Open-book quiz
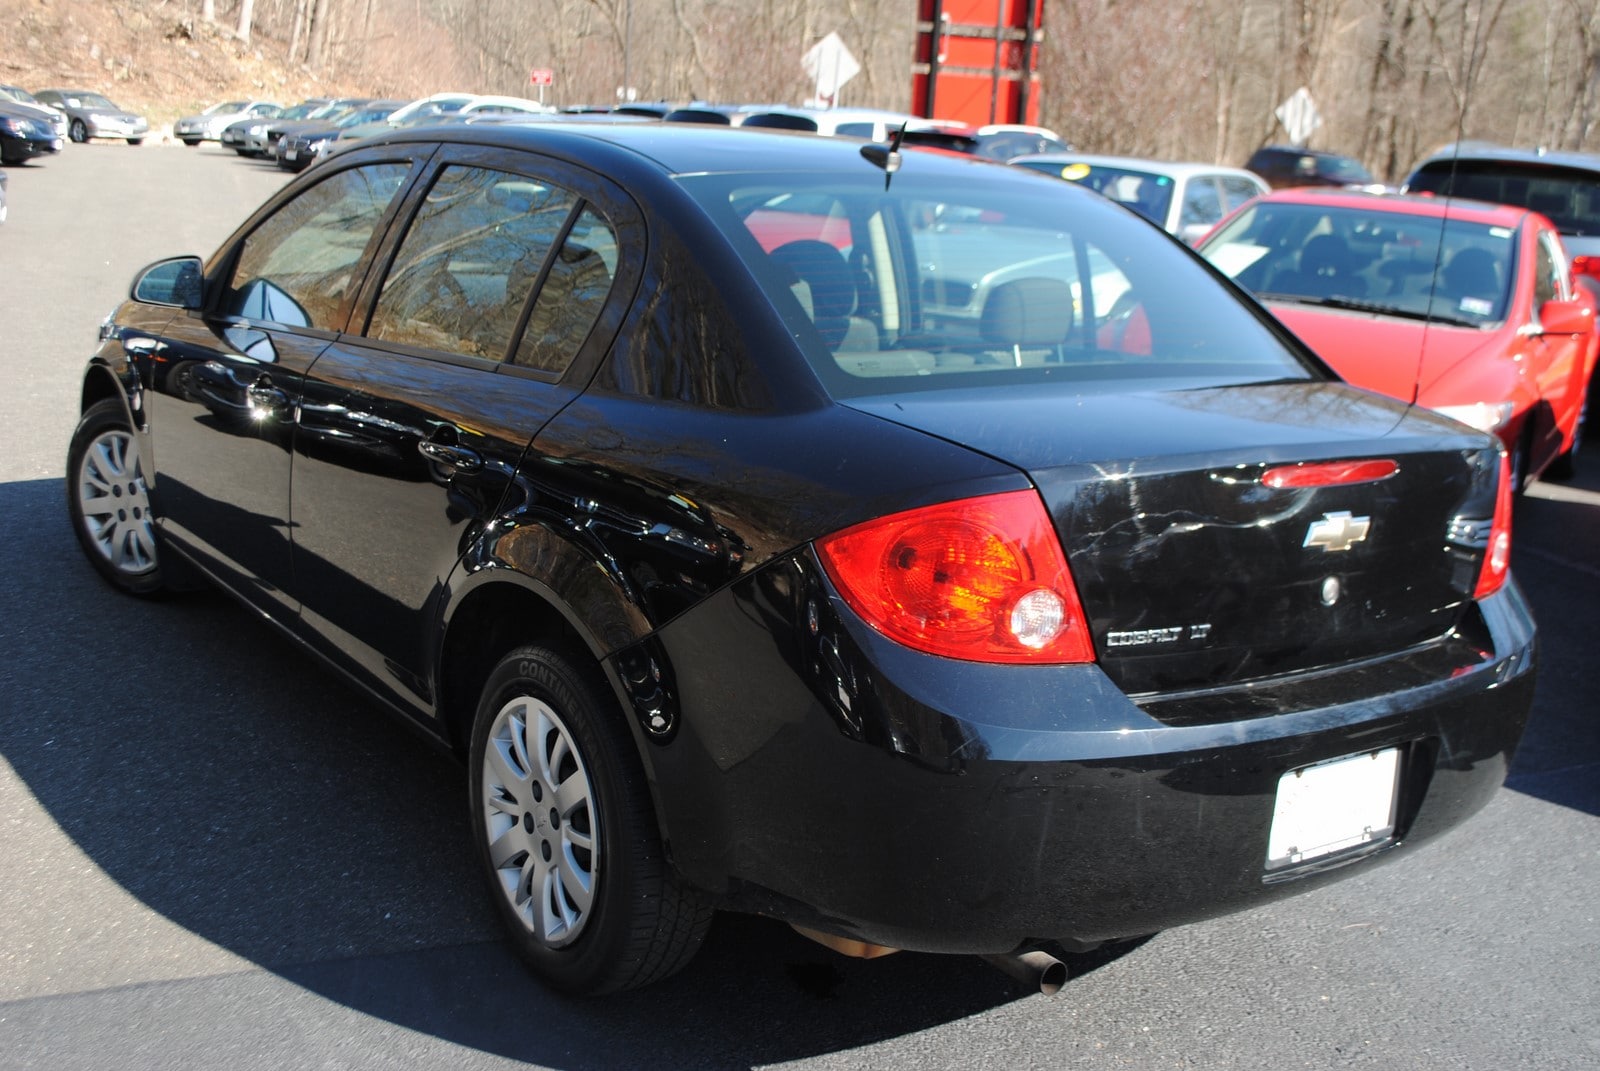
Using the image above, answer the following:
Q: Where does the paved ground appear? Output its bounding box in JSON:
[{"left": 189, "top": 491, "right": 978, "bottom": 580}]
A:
[{"left": 1, "top": 141, "right": 1596, "bottom": 1070}]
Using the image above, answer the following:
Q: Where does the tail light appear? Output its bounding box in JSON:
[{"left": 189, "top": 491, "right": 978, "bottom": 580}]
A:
[
  {"left": 1474, "top": 450, "right": 1513, "bottom": 598},
  {"left": 815, "top": 489, "right": 1094, "bottom": 664}
]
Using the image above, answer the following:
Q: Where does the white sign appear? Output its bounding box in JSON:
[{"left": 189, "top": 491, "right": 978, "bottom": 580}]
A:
[
  {"left": 802, "top": 32, "right": 860, "bottom": 106},
  {"left": 1275, "top": 87, "right": 1322, "bottom": 146}
]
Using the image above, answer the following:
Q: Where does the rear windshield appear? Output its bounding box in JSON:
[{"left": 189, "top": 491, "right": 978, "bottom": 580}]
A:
[
  {"left": 1407, "top": 160, "right": 1600, "bottom": 238},
  {"left": 678, "top": 167, "right": 1315, "bottom": 398},
  {"left": 1201, "top": 200, "right": 1517, "bottom": 326}
]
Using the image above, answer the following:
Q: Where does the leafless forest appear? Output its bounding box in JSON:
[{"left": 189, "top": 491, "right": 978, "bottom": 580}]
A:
[{"left": 68, "top": 0, "right": 1600, "bottom": 179}]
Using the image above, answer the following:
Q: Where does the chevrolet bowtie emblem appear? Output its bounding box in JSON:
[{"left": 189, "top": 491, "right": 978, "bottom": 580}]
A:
[{"left": 1304, "top": 511, "right": 1371, "bottom": 552}]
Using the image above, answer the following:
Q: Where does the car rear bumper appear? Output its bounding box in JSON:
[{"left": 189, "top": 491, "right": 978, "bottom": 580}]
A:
[{"left": 634, "top": 552, "right": 1537, "bottom": 955}]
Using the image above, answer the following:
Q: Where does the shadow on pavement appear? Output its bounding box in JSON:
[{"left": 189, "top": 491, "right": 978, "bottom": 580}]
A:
[{"left": 2, "top": 476, "right": 1135, "bottom": 1064}]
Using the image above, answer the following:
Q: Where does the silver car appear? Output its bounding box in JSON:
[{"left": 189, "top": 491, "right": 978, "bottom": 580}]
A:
[
  {"left": 174, "top": 100, "right": 281, "bottom": 146},
  {"left": 1012, "top": 153, "right": 1269, "bottom": 244},
  {"left": 33, "top": 89, "right": 149, "bottom": 144}
]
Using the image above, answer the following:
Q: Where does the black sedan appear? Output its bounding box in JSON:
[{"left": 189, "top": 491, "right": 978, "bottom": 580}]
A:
[
  {"left": 68, "top": 123, "right": 1535, "bottom": 995},
  {"left": 0, "top": 103, "right": 61, "bottom": 164}
]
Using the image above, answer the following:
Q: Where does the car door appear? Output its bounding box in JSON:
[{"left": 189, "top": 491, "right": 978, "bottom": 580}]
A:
[
  {"left": 144, "top": 154, "right": 424, "bottom": 619},
  {"left": 287, "top": 145, "right": 641, "bottom": 720},
  {"left": 1524, "top": 226, "right": 1589, "bottom": 466}
]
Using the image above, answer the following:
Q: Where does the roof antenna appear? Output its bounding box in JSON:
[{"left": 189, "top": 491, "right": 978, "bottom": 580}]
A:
[{"left": 860, "top": 123, "right": 907, "bottom": 190}]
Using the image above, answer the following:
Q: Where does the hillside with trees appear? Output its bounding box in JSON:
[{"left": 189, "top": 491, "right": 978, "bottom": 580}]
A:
[{"left": 2, "top": 0, "right": 1594, "bottom": 180}]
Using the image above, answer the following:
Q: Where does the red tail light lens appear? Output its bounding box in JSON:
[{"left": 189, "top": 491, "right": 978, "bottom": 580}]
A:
[
  {"left": 815, "top": 490, "right": 1094, "bottom": 664},
  {"left": 1474, "top": 450, "right": 1513, "bottom": 598}
]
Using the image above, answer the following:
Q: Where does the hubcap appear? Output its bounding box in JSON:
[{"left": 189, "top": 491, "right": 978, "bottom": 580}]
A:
[
  {"left": 77, "top": 429, "right": 158, "bottom": 575},
  {"left": 481, "top": 695, "right": 598, "bottom": 947}
]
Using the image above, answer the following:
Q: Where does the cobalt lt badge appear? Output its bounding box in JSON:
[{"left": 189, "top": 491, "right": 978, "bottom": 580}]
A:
[{"left": 1304, "top": 511, "right": 1371, "bottom": 553}]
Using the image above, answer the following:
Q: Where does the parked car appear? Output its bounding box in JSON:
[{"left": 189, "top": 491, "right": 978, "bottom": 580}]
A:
[
  {"left": 1245, "top": 145, "right": 1378, "bottom": 190},
  {"left": 0, "top": 102, "right": 63, "bottom": 164},
  {"left": 0, "top": 83, "right": 69, "bottom": 141},
  {"left": 1198, "top": 187, "right": 1596, "bottom": 488},
  {"left": 174, "top": 99, "right": 282, "bottom": 146},
  {"left": 1403, "top": 144, "right": 1600, "bottom": 299},
  {"left": 224, "top": 99, "right": 331, "bottom": 157},
  {"left": 259, "top": 97, "right": 369, "bottom": 158},
  {"left": 33, "top": 88, "right": 149, "bottom": 144},
  {"left": 70, "top": 123, "right": 1533, "bottom": 996},
  {"left": 275, "top": 100, "right": 405, "bottom": 171},
  {"left": 1013, "top": 152, "right": 1268, "bottom": 243},
  {"left": 739, "top": 106, "right": 930, "bottom": 141}
]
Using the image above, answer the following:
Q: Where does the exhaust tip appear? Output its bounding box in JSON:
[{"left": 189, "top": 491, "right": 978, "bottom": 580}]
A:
[{"left": 982, "top": 949, "right": 1068, "bottom": 996}]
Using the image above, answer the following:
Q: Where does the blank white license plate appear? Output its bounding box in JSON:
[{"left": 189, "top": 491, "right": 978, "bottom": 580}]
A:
[
  {"left": 285, "top": 148, "right": 297, "bottom": 161},
  {"left": 1266, "top": 748, "right": 1400, "bottom": 870}
]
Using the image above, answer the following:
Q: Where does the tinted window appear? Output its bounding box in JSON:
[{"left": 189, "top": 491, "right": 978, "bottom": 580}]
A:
[
  {"left": 1407, "top": 161, "right": 1600, "bottom": 237},
  {"left": 368, "top": 164, "right": 580, "bottom": 361},
  {"left": 1017, "top": 162, "right": 1175, "bottom": 225},
  {"left": 682, "top": 170, "right": 1316, "bottom": 397},
  {"left": 513, "top": 207, "right": 618, "bottom": 374},
  {"left": 223, "top": 162, "right": 410, "bottom": 330}
]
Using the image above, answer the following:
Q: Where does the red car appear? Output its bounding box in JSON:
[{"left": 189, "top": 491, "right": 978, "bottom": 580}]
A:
[{"left": 1199, "top": 188, "right": 1597, "bottom": 488}]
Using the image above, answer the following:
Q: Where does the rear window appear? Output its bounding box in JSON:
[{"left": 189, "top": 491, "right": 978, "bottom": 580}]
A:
[
  {"left": 1407, "top": 160, "right": 1600, "bottom": 238},
  {"left": 1014, "top": 161, "right": 1175, "bottom": 225},
  {"left": 679, "top": 167, "right": 1315, "bottom": 398}
]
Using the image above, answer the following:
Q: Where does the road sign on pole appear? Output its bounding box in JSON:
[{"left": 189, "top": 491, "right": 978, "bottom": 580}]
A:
[
  {"left": 802, "top": 32, "right": 860, "bottom": 107},
  {"left": 1275, "top": 87, "right": 1322, "bottom": 146}
]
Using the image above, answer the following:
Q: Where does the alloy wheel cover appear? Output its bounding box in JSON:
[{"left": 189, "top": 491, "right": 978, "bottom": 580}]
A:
[
  {"left": 77, "top": 428, "right": 158, "bottom": 575},
  {"left": 481, "top": 695, "right": 600, "bottom": 947}
]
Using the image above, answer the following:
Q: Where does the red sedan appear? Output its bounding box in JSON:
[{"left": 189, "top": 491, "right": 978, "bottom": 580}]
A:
[{"left": 1199, "top": 188, "right": 1597, "bottom": 488}]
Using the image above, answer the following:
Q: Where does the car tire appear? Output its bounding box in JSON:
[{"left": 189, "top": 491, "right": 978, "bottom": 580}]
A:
[
  {"left": 180, "top": 138, "right": 199, "bottom": 147},
  {"left": 66, "top": 399, "right": 169, "bottom": 595},
  {"left": 128, "top": 138, "right": 143, "bottom": 146},
  {"left": 69, "top": 119, "right": 87, "bottom": 143},
  {"left": 468, "top": 644, "right": 712, "bottom": 994}
]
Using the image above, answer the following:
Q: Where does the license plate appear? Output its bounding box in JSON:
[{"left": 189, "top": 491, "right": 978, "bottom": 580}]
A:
[
  {"left": 1266, "top": 748, "right": 1400, "bottom": 870},
  {"left": 285, "top": 148, "right": 297, "bottom": 161},
  {"left": 50, "top": 139, "right": 62, "bottom": 151}
]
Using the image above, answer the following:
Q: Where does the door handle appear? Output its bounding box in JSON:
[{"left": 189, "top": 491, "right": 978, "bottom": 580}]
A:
[
  {"left": 247, "top": 377, "right": 289, "bottom": 413},
  {"left": 417, "top": 437, "right": 483, "bottom": 472}
]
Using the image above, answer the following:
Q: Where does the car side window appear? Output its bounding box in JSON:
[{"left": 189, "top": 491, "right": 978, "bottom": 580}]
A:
[
  {"left": 1180, "top": 180, "right": 1224, "bottom": 228},
  {"left": 367, "top": 164, "right": 581, "bottom": 361},
  {"left": 512, "top": 207, "right": 619, "bottom": 374},
  {"left": 1534, "top": 233, "right": 1564, "bottom": 307},
  {"left": 222, "top": 162, "right": 409, "bottom": 330},
  {"left": 1221, "top": 177, "right": 1261, "bottom": 211}
]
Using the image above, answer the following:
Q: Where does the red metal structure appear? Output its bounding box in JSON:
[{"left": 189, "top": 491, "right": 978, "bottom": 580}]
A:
[{"left": 913, "top": 0, "right": 1044, "bottom": 127}]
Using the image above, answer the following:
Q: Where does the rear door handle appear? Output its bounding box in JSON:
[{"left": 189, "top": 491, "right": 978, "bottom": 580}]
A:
[{"left": 417, "top": 437, "right": 482, "bottom": 472}]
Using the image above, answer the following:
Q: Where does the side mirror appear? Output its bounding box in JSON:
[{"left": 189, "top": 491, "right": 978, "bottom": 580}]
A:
[
  {"left": 1536, "top": 296, "right": 1596, "bottom": 337},
  {"left": 132, "top": 256, "right": 204, "bottom": 310}
]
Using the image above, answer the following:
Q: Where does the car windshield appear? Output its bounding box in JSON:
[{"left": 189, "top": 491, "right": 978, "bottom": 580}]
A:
[
  {"left": 69, "top": 93, "right": 117, "bottom": 109},
  {"left": 1318, "top": 156, "right": 1376, "bottom": 184},
  {"left": 1201, "top": 201, "right": 1516, "bottom": 326},
  {"left": 279, "top": 103, "right": 323, "bottom": 120},
  {"left": 1013, "top": 161, "right": 1175, "bottom": 225},
  {"left": 336, "top": 107, "right": 396, "bottom": 127},
  {"left": 205, "top": 101, "right": 247, "bottom": 115},
  {"left": 680, "top": 167, "right": 1315, "bottom": 398},
  {"left": 1407, "top": 161, "right": 1600, "bottom": 238},
  {"left": 0, "top": 86, "right": 41, "bottom": 105}
]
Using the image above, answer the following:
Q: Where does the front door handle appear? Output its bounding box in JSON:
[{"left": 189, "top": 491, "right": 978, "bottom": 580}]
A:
[{"left": 247, "top": 376, "right": 289, "bottom": 414}]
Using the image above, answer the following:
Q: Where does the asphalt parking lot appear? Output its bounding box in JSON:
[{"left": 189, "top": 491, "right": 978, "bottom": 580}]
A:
[{"left": 1, "top": 141, "right": 1596, "bottom": 1070}]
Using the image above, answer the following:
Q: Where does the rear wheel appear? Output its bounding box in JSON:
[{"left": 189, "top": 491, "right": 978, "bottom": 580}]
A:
[
  {"left": 180, "top": 138, "right": 199, "bottom": 147},
  {"left": 468, "top": 644, "right": 711, "bottom": 994},
  {"left": 67, "top": 399, "right": 168, "bottom": 595},
  {"left": 128, "top": 138, "right": 143, "bottom": 146},
  {"left": 69, "top": 119, "right": 87, "bottom": 143}
]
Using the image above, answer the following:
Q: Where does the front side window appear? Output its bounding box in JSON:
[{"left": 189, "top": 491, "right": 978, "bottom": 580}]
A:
[
  {"left": 222, "top": 162, "right": 410, "bottom": 330},
  {"left": 1180, "top": 179, "right": 1224, "bottom": 228},
  {"left": 367, "top": 164, "right": 585, "bottom": 361},
  {"left": 1533, "top": 233, "right": 1564, "bottom": 307}
]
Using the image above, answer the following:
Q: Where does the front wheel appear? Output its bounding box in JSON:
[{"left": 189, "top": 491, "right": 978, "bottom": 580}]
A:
[
  {"left": 128, "top": 138, "right": 143, "bottom": 146},
  {"left": 66, "top": 399, "right": 168, "bottom": 595},
  {"left": 469, "top": 645, "right": 711, "bottom": 994},
  {"left": 180, "top": 138, "right": 199, "bottom": 147},
  {"left": 69, "top": 119, "right": 87, "bottom": 143}
]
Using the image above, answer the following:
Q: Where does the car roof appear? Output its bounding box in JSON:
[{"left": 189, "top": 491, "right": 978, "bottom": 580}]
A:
[
  {"left": 359, "top": 119, "right": 1022, "bottom": 181},
  {"left": 1012, "top": 152, "right": 1265, "bottom": 181},
  {"left": 1250, "top": 186, "right": 1534, "bottom": 227},
  {"left": 1406, "top": 143, "right": 1600, "bottom": 178}
]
